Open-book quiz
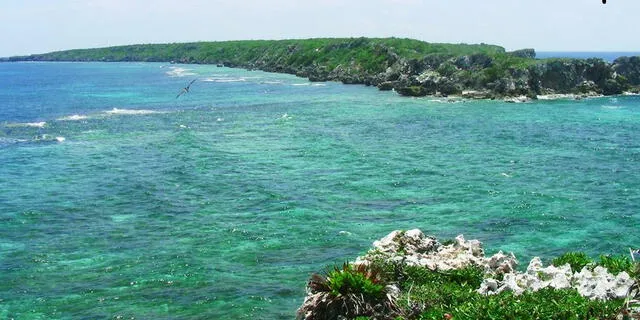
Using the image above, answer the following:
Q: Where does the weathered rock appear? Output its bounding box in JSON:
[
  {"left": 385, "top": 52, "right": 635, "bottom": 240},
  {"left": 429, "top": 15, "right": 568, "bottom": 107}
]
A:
[
  {"left": 462, "top": 90, "right": 493, "bottom": 99},
  {"left": 614, "top": 56, "right": 640, "bottom": 85},
  {"left": 358, "top": 230, "right": 518, "bottom": 274},
  {"left": 377, "top": 81, "right": 395, "bottom": 91},
  {"left": 576, "top": 80, "right": 599, "bottom": 94},
  {"left": 478, "top": 257, "right": 636, "bottom": 300},
  {"left": 508, "top": 49, "right": 536, "bottom": 59},
  {"left": 503, "top": 95, "right": 530, "bottom": 103},
  {"left": 437, "top": 78, "right": 462, "bottom": 96},
  {"left": 601, "top": 78, "right": 626, "bottom": 95},
  {"left": 396, "top": 86, "right": 428, "bottom": 97}
]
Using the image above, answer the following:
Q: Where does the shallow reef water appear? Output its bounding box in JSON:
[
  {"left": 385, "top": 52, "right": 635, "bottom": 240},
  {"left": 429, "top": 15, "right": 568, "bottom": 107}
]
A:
[{"left": 1, "top": 62, "right": 639, "bottom": 319}]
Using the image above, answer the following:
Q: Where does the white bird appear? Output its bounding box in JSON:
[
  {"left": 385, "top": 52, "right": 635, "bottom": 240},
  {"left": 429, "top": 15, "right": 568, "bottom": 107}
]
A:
[{"left": 176, "top": 79, "right": 197, "bottom": 98}]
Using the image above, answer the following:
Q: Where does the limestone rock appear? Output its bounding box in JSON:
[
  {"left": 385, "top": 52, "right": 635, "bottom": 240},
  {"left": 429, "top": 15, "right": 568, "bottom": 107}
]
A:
[
  {"left": 462, "top": 90, "right": 492, "bottom": 99},
  {"left": 503, "top": 95, "right": 530, "bottom": 103},
  {"left": 478, "top": 258, "right": 636, "bottom": 301},
  {"left": 359, "top": 230, "right": 518, "bottom": 274}
]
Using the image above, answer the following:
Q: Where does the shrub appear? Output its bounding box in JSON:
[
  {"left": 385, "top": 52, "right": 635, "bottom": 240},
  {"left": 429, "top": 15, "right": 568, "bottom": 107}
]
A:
[
  {"left": 551, "top": 252, "right": 593, "bottom": 273},
  {"left": 325, "top": 263, "right": 385, "bottom": 298},
  {"left": 303, "top": 262, "right": 399, "bottom": 319}
]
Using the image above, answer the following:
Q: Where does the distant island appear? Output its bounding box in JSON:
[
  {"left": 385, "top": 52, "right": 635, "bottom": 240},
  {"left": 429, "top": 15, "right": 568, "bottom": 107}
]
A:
[{"left": 5, "top": 37, "right": 640, "bottom": 100}]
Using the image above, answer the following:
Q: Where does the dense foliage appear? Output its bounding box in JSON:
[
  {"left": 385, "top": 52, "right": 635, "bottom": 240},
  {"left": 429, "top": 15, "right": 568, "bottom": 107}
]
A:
[{"left": 6, "top": 38, "right": 508, "bottom": 75}]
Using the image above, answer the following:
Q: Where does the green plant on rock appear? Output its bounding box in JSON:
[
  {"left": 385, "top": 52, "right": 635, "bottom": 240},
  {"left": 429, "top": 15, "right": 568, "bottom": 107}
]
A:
[
  {"left": 326, "top": 263, "right": 385, "bottom": 298},
  {"left": 303, "top": 262, "right": 399, "bottom": 319},
  {"left": 598, "top": 255, "right": 634, "bottom": 276},
  {"left": 444, "top": 265, "right": 485, "bottom": 288},
  {"left": 391, "top": 262, "right": 626, "bottom": 320},
  {"left": 551, "top": 251, "right": 593, "bottom": 273}
]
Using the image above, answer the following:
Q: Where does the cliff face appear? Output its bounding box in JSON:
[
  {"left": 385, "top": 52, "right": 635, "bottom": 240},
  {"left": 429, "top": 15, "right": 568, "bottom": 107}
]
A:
[
  {"left": 366, "top": 54, "right": 637, "bottom": 98},
  {"left": 6, "top": 38, "right": 640, "bottom": 99}
]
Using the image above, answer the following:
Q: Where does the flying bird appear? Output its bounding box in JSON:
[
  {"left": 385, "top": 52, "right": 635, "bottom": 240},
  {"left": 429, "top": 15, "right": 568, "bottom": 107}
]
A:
[{"left": 176, "top": 79, "right": 197, "bottom": 98}]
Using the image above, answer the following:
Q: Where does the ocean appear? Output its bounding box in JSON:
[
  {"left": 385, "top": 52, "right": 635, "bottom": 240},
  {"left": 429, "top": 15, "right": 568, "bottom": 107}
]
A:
[{"left": 1, "top": 62, "right": 640, "bottom": 319}]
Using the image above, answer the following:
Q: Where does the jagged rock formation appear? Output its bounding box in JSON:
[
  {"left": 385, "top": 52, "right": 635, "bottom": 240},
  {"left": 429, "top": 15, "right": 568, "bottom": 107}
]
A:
[
  {"left": 478, "top": 257, "right": 635, "bottom": 300},
  {"left": 355, "top": 229, "right": 518, "bottom": 275}
]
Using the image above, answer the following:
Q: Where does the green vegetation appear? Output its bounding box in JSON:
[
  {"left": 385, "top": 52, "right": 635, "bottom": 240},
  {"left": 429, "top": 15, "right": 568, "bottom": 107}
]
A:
[
  {"left": 384, "top": 261, "right": 627, "bottom": 320},
  {"left": 598, "top": 255, "right": 635, "bottom": 276},
  {"left": 413, "top": 287, "right": 622, "bottom": 320},
  {"left": 323, "top": 263, "right": 385, "bottom": 298},
  {"left": 552, "top": 252, "right": 637, "bottom": 276},
  {"left": 302, "top": 262, "right": 398, "bottom": 319},
  {"left": 306, "top": 250, "right": 640, "bottom": 319},
  {"left": 552, "top": 252, "right": 593, "bottom": 272}
]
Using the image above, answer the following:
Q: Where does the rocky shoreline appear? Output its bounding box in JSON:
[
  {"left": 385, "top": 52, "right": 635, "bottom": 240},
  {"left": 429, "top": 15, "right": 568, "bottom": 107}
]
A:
[
  {"left": 6, "top": 38, "right": 640, "bottom": 101},
  {"left": 216, "top": 51, "right": 640, "bottom": 101}
]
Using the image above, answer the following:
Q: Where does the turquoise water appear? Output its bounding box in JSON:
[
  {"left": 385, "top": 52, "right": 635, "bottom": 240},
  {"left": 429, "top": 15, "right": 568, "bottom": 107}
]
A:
[{"left": 1, "top": 62, "right": 640, "bottom": 319}]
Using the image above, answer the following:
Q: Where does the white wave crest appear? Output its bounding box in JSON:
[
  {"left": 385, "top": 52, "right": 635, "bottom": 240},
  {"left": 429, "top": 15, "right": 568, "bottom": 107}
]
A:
[
  {"left": 202, "top": 77, "right": 246, "bottom": 83},
  {"left": 105, "top": 108, "right": 162, "bottom": 115},
  {"left": 166, "top": 67, "right": 197, "bottom": 77},
  {"left": 58, "top": 114, "right": 88, "bottom": 121},
  {"left": 0, "top": 137, "right": 28, "bottom": 145},
  {"left": 4, "top": 121, "right": 47, "bottom": 128}
]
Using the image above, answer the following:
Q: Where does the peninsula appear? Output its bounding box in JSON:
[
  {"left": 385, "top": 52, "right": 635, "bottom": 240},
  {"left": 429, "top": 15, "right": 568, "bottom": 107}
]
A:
[{"left": 6, "top": 38, "right": 640, "bottom": 100}]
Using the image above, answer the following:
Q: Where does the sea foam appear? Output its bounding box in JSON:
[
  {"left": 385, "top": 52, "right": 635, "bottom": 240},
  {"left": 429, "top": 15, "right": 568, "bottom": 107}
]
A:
[
  {"left": 58, "top": 114, "right": 89, "bottom": 121},
  {"left": 105, "top": 108, "right": 162, "bottom": 115},
  {"left": 166, "top": 67, "right": 197, "bottom": 77},
  {"left": 5, "top": 121, "right": 47, "bottom": 128},
  {"left": 202, "top": 77, "right": 246, "bottom": 83}
]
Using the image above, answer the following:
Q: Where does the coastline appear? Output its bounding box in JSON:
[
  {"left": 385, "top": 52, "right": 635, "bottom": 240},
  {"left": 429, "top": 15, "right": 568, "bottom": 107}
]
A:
[{"left": 5, "top": 38, "right": 640, "bottom": 101}]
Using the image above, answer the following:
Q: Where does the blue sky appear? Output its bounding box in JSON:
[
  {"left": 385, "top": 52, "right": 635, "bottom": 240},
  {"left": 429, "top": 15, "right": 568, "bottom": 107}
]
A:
[{"left": 1, "top": 0, "right": 638, "bottom": 57}]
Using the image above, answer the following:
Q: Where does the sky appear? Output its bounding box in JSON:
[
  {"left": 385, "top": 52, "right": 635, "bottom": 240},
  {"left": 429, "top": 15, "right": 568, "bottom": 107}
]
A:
[{"left": 1, "top": 0, "right": 638, "bottom": 57}]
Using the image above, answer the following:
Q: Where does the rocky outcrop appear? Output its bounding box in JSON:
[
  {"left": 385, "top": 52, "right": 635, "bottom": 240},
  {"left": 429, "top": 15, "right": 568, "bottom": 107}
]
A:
[
  {"left": 299, "top": 229, "right": 639, "bottom": 319},
  {"left": 478, "top": 257, "right": 635, "bottom": 301},
  {"left": 355, "top": 229, "right": 518, "bottom": 275},
  {"left": 508, "top": 49, "right": 536, "bottom": 59},
  {"left": 614, "top": 56, "right": 640, "bottom": 85}
]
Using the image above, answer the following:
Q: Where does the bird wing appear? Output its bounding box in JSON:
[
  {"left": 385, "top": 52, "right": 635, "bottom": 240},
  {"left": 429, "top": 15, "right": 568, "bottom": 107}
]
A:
[
  {"left": 176, "top": 88, "right": 187, "bottom": 99},
  {"left": 186, "top": 79, "right": 197, "bottom": 89}
]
